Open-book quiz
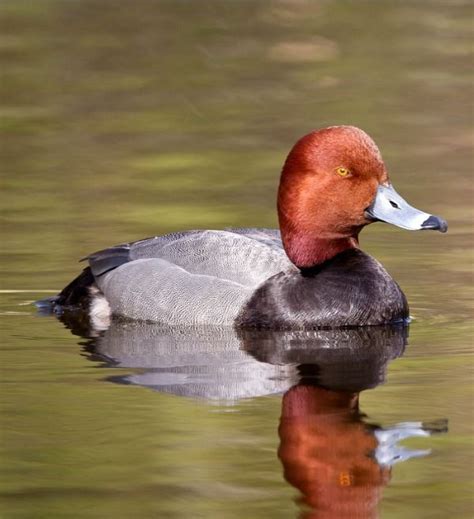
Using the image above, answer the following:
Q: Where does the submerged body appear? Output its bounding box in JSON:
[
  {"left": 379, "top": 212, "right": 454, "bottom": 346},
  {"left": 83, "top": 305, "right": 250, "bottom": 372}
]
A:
[{"left": 46, "top": 126, "right": 446, "bottom": 330}]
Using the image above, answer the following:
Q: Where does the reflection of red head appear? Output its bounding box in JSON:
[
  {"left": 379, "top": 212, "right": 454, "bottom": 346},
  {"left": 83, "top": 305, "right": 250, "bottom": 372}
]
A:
[{"left": 278, "top": 385, "right": 391, "bottom": 519}]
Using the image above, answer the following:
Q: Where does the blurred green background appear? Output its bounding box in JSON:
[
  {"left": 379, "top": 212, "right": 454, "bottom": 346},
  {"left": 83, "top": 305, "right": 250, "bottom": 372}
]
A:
[{"left": 1, "top": 1, "right": 473, "bottom": 518}]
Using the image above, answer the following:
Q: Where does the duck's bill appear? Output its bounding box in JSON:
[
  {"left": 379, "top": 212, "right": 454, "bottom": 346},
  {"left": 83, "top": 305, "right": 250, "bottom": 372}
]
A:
[{"left": 365, "top": 184, "right": 448, "bottom": 233}]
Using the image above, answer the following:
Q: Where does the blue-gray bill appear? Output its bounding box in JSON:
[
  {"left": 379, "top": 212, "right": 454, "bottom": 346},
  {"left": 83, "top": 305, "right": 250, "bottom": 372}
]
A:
[{"left": 365, "top": 184, "right": 448, "bottom": 233}]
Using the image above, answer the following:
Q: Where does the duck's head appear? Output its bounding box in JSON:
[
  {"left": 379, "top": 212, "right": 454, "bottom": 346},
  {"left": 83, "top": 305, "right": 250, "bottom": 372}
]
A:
[{"left": 278, "top": 125, "right": 447, "bottom": 268}]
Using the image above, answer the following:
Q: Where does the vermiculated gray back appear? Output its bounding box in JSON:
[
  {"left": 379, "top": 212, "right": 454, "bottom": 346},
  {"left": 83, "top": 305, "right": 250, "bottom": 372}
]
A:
[{"left": 93, "top": 229, "right": 293, "bottom": 324}]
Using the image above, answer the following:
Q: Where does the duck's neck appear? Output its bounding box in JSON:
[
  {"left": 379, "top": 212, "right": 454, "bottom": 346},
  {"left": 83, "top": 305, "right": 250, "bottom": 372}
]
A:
[{"left": 281, "top": 230, "right": 360, "bottom": 269}]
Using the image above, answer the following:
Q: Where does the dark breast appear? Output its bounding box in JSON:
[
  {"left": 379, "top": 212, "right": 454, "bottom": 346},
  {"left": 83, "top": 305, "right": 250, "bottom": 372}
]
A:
[{"left": 235, "top": 249, "right": 408, "bottom": 329}]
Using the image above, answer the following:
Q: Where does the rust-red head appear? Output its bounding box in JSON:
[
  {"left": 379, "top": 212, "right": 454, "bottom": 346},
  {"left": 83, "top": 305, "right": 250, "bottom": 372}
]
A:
[{"left": 277, "top": 126, "right": 447, "bottom": 268}]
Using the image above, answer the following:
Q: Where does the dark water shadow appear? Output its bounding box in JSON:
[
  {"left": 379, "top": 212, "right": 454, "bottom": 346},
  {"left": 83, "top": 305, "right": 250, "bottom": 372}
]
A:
[{"left": 60, "top": 316, "right": 447, "bottom": 518}]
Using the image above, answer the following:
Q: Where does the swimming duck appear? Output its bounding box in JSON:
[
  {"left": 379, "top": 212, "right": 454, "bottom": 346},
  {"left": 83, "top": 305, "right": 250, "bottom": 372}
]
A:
[{"left": 49, "top": 126, "right": 447, "bottom": 329}]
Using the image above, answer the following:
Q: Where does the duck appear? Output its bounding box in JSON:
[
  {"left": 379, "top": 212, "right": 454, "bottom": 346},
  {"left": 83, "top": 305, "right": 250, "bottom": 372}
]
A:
[{"left": 45, "top": 125, "right": 447, "bottom": 330}]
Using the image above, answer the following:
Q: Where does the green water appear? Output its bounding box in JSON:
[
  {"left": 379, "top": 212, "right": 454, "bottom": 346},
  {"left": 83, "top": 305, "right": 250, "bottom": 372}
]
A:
[{"left": 1, "top": 1, "right": 473, "bottom": 518}]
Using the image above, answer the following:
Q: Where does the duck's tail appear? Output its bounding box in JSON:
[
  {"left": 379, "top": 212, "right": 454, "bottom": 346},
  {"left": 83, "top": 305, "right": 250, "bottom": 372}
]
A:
[
  {"left": 35, "top": 295, "right": 60, "bottom": 315},
  {"left": 35, "top": 267, "right": 96, "bottom": 314}
]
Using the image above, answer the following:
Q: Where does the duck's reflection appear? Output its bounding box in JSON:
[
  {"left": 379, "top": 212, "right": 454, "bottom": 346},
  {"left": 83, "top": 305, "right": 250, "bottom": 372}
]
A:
[{"left": 61, "top": 316, "right": 447, "bottom": 518}]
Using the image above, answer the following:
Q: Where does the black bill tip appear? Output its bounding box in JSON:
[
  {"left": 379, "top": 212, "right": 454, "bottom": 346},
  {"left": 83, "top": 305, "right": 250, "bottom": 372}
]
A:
[{"left": 421, "top": 215, "right": 448, "bottom": 233}]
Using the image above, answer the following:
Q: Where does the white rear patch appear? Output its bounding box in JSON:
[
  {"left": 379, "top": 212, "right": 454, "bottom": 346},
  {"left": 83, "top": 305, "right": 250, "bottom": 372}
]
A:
[{"left": 88, "top": 286, "right": 111, "bottom": 331}]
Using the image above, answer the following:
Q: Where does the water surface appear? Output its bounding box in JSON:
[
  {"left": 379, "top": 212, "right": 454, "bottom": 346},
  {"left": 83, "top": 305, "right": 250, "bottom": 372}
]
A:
[{"left": 1, "top": 1, "right": 473, "bottom": 518}]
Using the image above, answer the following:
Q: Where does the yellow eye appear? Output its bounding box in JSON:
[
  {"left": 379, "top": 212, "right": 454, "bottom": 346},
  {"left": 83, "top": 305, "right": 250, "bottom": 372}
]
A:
[{"left": 336, "top": 166, "right": 350, "bottom": 177}]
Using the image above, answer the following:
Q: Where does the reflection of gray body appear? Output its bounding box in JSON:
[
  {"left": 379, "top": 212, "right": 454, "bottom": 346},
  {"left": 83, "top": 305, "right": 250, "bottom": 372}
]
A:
[
  {"left": 97, "top": 322, "right": 296, "bottom": 400},
  {"left": 92, "top": 322, "right": 407, "bottom": 400}
]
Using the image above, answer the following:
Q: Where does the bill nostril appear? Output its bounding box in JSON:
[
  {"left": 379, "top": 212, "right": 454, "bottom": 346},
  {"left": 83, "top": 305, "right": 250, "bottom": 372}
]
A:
[{"left": 389, "top": 200, "right": 400, "bottom": 209}]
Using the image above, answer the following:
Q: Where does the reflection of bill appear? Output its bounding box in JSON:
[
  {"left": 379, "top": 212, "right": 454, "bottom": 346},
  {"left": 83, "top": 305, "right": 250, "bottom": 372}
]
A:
[{"left": 279, "top": 385, "right": 447, "bottom": 519}]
